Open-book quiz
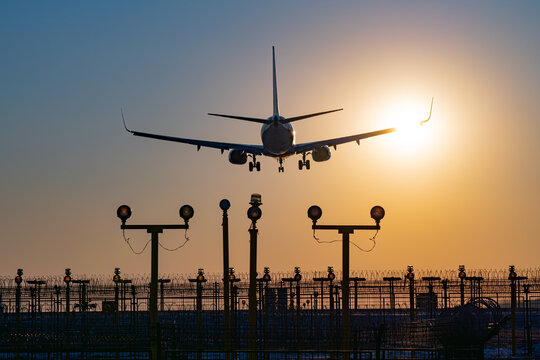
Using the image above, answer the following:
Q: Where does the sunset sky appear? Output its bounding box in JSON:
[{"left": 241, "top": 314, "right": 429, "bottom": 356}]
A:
[{"left": 1, "top": 2, "right": 539, "bottom": 278}]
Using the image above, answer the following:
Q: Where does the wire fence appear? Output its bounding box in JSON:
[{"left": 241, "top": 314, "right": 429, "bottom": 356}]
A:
[{"left": 0, "top": 267, "right": 538, "bottom": 358}]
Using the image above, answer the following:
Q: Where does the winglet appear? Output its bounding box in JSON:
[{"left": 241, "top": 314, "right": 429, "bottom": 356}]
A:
[
  {"left": 272, "top": 46, "right": 279, "bottom": 117},
  {"left": 420, "top": 98, "right": 433, "bottom": 125},
  {"left": 121, "top": 108, "right": 134, "bottom": 133}
]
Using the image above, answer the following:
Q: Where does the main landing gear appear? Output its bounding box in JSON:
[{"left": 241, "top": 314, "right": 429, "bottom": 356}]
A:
[
  {"left": 248, "top": 155, "right": 260, "bottom": 172},
  {"left": 278, "top": 157, "right": 285, "bottom": 172},
  {"left": 298, "top": 153, "right": 310, "bottom": 170}
]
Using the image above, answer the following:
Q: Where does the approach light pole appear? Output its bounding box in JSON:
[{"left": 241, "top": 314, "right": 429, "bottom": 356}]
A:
[
  {"left": 116, "top": 203, "right": 194, "bottom": 360},
  {"left": 308, "top": 205, "right": 385, "bottom": 360},
  {"left": 219, "top": 199, "right": 232, "bottom": 360},
  {"left": 247, "top": 194, "right": 262, "bottom": 360}
]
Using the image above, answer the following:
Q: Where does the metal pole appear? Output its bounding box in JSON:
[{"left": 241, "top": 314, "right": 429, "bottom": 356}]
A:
[
  {"left": 150, "top": 230, "right": 160, "bottom": 360},
  {"left": 248, "top": 227, "right": 258, "bottom": 360},
  {"left": 460, "top": 278, "right": 465, "bottom": 306},
  {"left": 409, "top": 278, "right": 414, "bottom": 322},
  {"left": 442, "top": 279, "right": 448, "bottom": 309},
  {"left": 222, "top": 209, "right": 230, "bottom": 360},
  {"left": 15, "top": 283, "right": 21, "bottom": 360},
  {"left": 510, "top": 278, "right": 516, "bottom": 356},
  {"left": 341, "top": 230, "right": 351, "bottom": 360}
]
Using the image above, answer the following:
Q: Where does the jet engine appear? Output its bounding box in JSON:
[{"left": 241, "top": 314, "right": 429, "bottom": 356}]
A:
[
  {"left": 312, "top": 146, "right": 331, "bottom": 162},
  {"left": 228, "top": 150, "right": 248, "bottom": 165}
]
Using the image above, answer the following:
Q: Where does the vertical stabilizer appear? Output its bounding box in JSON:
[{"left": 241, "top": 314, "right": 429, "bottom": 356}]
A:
[{"left": 272, "top": 46, "right": 279, "bottom": 117}]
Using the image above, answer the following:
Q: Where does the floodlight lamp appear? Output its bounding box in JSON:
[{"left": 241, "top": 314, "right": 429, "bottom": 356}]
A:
[
  {"left": 65, "top": 268, "right": 71, "bottom": 276},
  {"left": 247, "top": 206, "right": 262, "bottom": 222},
  {"left": 17, "top": 268, "right": 23, "bottom": 276},
  {"left": 250, "top": 193, "right": 262, "bottom": 206},
  {"left": 113, "top": 274, "right": 121, "bottom": 283},
  {"left": 307, "top": 205, "right": 322, "bottom": 224},
  {"left": 294, "top": 273, "right": 302, "bottom": 282},
  {"left": 179, "top": 205, "right": 194, "bottom": 223},
  {"left": 117, "top": 205, "right": 132, "bottom": 224},
  {"left": 370, "top": 206, "right": 385, "bottom": 224},
  {"left": 219, "top": 199, "right": 231, "bottom": 211},
  {"left": 64, "top": 275, "right": 72, "bottom": 284},
  {"left": 459, "top": 265, "right": 465, "bottom": 272},
  {"left": 15, "top": 275, "right": 22, "bottom": 284},
  {"left": 263, "top": 273, "right": 271, "bottom": 282}
]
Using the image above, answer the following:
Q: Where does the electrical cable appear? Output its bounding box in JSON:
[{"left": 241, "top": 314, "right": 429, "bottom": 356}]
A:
[
  {"left": 159, "top": 229, "right": 190, "bottom": 252},
  {"left": 122, "top": 229, "right": 151, "bottom": 255},
  {"left": 312, "top": 229, "right": 379, "bottom": 252}
]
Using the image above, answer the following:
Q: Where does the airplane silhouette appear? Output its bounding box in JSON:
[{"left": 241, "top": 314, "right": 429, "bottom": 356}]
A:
[{"left": 123, "top": 47, "right": 432, "bottom": 172}]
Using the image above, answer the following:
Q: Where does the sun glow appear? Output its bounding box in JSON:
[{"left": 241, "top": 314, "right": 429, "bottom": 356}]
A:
[{"left": 378, "top": 99, "right": 435, "bottom": 154}]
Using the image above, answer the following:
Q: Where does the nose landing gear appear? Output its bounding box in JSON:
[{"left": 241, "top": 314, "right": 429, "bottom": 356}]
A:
[
  {"left": 298, "top": 153, "right": 310, "bottom": 170},
  {"left": 278, "top": 157, "right": 285, "bottom": 172},
  {"left": 248, "top": 155, "right": 261, "bottom": 172}
]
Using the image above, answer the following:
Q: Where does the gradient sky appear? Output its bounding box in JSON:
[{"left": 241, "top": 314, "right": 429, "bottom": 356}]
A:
[{"left": 1, "top": 2, "right": 539, "bottom": 278}]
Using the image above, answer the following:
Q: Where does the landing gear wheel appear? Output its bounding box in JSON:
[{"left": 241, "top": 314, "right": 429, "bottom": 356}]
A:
[
  {"left": 298, "top": 160, "right": 303, "bottom": 170},
  {"left": 256, "top": 161, "right": 261, "bottom": 171},
  {"left": 249, "top": 162, "right": 254, "bottom": 172},
  {"left": 306, "top": 160, "right": 310, "bottom": 170}
]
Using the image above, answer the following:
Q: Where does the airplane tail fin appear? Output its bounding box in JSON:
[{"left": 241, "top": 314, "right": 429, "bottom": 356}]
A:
[
  {"left": 272, "top": 46, "right": 279, "bottom": 117},
  {"left": 281, "top": 108, "right": 343, "bottom": 123}
]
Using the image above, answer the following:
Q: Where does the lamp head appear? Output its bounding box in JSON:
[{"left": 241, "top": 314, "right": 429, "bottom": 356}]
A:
[
  {"left": 117, "top": 205, "right": 132, "bottom": 225},
  {"left": 17, "top": 268, "right": 23, "bottom": 276},
  {"left": 179, "top": 205, "right": 194, "bottom": 223},
  {"left": 307, "top": 205, "right": 322, "bottom": 224},
  {"left": 197, "top": 268, "right": 205, "bottom": 282},
  {"left": 249, "top": 193, "right": 262, "bottom": 206},
  {"left": 219, "top": 199, "right": 231, "bottom": 211},
  {"left": 370, "top": 206, "right": 385, "bottom": 224},
  {"left": 247, "top": 206, "right": 262, "bottom": 223}
]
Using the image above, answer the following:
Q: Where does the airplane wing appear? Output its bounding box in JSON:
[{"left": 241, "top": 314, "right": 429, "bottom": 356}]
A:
[
  {"left": 293, "top": 99, "right": 433, "bottom": 154},
  {"left": 122, "top": 115, "right": 263, "bottom": 155},
  {"left": 292, "top": 128, "right": 397, "bottom": 154}
]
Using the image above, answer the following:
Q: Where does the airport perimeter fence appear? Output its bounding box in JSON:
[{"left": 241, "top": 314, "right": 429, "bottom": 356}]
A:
[{"left": 0, "top": 267, "right": 538, "bottom": 358}]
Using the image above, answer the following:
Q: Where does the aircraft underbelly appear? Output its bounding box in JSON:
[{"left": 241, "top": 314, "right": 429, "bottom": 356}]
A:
[{"left": 262, "top": 126, "right": 293, "bottom": 155}]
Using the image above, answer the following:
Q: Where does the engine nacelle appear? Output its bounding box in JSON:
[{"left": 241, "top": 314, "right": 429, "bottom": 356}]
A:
[
  {"left": 228, "top": 150, "right": 247, "bottom": 165},
  {"left": 312, "top": 146, "right": 331, "bottom": 162}
]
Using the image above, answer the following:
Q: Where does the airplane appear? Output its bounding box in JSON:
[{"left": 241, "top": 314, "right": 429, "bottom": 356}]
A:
[{"left": 122, "top": 47, "right": 432, "bottom": 172}]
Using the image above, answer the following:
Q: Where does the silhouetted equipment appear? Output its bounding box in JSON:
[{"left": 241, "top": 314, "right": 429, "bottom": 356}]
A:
[
  {"left": 247, "top": 194, "right": 262, "bottom": 360},
  {"left": 0, "top": 266, "right": 536, "bottom": 358},
  {"left": 309, "top": 205, "right": 384, "bottom": 360},
  {"left": 434, "top": 297, "right": 508, "bottom": 360},
  {"left": 116, "top": 203, "right": 193, "bottom": 360}
]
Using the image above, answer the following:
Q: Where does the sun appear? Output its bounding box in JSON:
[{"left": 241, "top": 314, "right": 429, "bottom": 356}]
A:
[{"left": 378, "top": 99, "right": 435, "bottom": 154}]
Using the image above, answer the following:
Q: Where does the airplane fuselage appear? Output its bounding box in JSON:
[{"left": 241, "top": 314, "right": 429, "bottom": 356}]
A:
[{"left": 261, "top": 117, "right": 295, "bottom": 156}]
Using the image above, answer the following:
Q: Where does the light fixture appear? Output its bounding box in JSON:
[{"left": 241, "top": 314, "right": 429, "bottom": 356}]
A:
[
  {"left": 117, "top": 205, "right": 132, "bottom": 225},
  {"left": 179, "top": 205, "right": 194, "bottom": 223},
  {"left": 370, "top": 206, "right": 385, "bottom": 224},
  {"left": 219, "top": 199, "right": 231, "bottom": 211},
  {"left": 247, "top": 206, "right": 262, "bottom": 222},
  {"left": 307, "top": 205, "right": 322, "bottom": 224}
]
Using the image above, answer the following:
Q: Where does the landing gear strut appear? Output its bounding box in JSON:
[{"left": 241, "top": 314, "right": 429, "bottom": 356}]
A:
[
  {"left": 298, "top": 153, "right": 310, "bottom": 170},
  {"left": 278, "top": 157, "right": 285, "bottom": 173},
  {"left": 248, "top": 155, "right": 260, "bottom": 172}
]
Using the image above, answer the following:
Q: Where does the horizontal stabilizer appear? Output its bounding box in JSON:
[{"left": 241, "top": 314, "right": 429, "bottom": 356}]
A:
[
  {"left": 208, "top": 113, "right": 271, "bottom": 124},
  {"left": 282, "top": 108, "right": 343, "bottom": 123}
]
